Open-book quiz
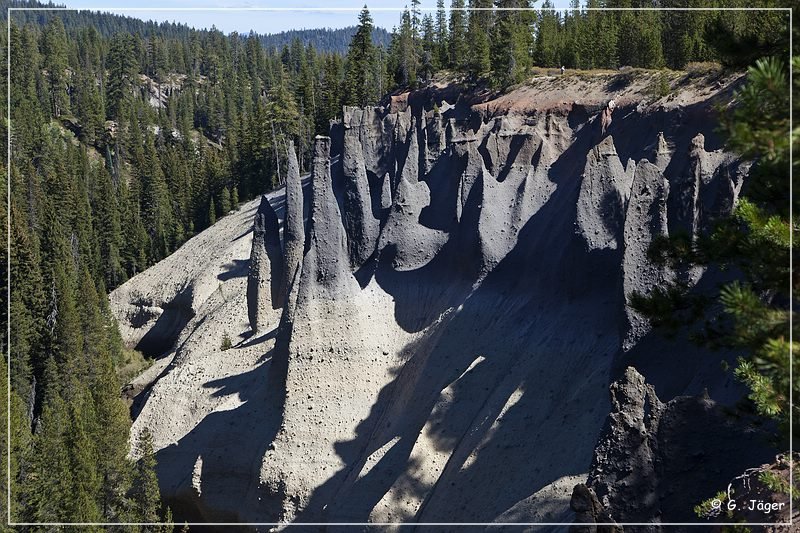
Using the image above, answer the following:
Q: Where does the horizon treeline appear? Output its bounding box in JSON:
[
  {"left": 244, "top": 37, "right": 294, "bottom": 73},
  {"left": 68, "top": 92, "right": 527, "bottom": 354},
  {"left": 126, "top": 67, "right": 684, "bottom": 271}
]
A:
[{"left": 374, "top": 0, "right": 789, "bottom": 91}]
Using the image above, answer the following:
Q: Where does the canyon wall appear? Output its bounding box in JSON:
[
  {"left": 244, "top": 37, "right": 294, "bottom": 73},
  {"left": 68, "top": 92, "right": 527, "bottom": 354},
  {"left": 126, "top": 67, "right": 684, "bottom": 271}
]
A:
[{"left": 113, "top": 74, "right": 774, "bottom": 528}]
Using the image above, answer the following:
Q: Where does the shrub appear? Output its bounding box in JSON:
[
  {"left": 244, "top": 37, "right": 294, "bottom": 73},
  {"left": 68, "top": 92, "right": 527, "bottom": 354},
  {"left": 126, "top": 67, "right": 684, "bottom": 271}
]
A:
[
  {"left": 647, "top": 71, "right": 672, "bottom": 98},
  {"left": 657, "top": 73, "right": 671, "bottom": 97},
  {"left": 221, "top": 332, "right": 233, "bottom": 351},
  {"left": 685, "top": 61, "right": 722, "bottom": 78}
]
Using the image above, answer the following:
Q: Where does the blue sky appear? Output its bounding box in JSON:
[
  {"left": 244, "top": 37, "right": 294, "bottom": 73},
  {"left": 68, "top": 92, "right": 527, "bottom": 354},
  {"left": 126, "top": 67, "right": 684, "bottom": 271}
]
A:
[{"left": 58, "top": 0, "right": 572, "bottom": 34}]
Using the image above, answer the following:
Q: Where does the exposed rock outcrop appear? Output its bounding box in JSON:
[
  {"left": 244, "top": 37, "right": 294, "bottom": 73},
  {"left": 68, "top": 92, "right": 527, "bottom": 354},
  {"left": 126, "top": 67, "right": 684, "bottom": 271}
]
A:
[
  {"left": 114, "top": 73, "right": 768, "bottom": 526},
  {"left": 247, "top": 194, "right": 284, "bottom": 332},
  {"left": 341, "top": 109, "right": 384, "bottom": 269},
  {"left": 569, "top": 484, "right": 621, "bottom": 533},
  {"left": 297, "top": 136, "right": 352, "bottom": 305},
  {"left": 577, "top": 135, "right": 631, "bottom": 251},
  {"left": 622, "top": 161, "right": 671, "bottom": 350},
  {"left": 283, "top": 140, "right": 305, "bottom": 313},
  {"left": 584, "top": 368, "right": 775, "bottom": 527}
]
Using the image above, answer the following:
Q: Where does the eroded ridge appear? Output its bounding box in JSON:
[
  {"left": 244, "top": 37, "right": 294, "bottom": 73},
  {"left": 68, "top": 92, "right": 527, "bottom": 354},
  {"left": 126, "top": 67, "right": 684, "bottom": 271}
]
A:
[{"left": 117, "top": 79, "right": 759, "bottom": 525}]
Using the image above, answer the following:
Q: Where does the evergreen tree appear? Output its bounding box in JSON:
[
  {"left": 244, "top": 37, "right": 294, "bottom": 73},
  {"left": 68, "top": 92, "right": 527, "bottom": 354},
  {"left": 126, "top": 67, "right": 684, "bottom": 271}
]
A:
[
  {"left": 342, "top": 6, "right": 377, "bottom": 106},
  {"left": 492, "top": 0, "right": 535, "bottom": 87},
  {"left": 9, "top": 202, "right": 45, "bottom": 398},
  {"left": 534, "top": 1, "right": 562, "bottom": 68},
  {"left": 75, "top": 69, "right": 105, "bottom": 144},
  {"left": 220, "top": 186, "right": 232, "bottom": 215},
  {"left": 42, "top": 18, "right": 70, "bottom": 117},
  {"left": 208, "top": 198, "right": 217, "bottom": 226},
  {"left": 421, "top": 14, "right": 438, "bottom": 82},
  {"left": 265, "top": 68, "right": 301, "bottom": 187},
  {"left": 466, "top": 0, "right": 492, "bottom": 77},
  {"left": 560, "top": 0, "right": 582, "bottom": 69},
  {"left": 27, "top": 362, "right": 73, "bottom": 523},
  {"left": 392, "top": 9, "right": 419, "bottom": 87},
  {"left": 140, "top": 132, "right": 172, "bottom": 261},
  {"left": 92, "top": 165, "right": 126, "bottom": 288},
  {"left": 660, "top": 0, "right": 713, "bottom": 69},
  {"left": 64, "top": 382, "right": 102, "bottom": 523},
  {"left": 435, "top": 0, "right": 449, "bottom": 68},
  {"left": 317, "top": 53, "right": 344, "bottom": 132},
  {"left": 107, "top": 34, "right": 138, "bottom": 120},
  {"left": 7, "top": 387, "right": 32, "bottom": 524},
  {"left": 614, "top": 2, "right": 664, "bottom": 69},
  {"left": 448, "top": 0, "right": 468, "bottom": 70},
  {"left": 130, "top": 429, "right": 164, "bottom": 527}
]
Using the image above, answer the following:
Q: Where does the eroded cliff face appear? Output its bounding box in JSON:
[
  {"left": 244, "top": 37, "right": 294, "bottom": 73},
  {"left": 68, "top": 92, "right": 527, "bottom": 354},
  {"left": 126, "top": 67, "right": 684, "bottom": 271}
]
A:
[
  {"left": 115, "top": 74, "right": 762, "bottom": 527},
  {"left": 583, "top": 368, "right": 775, "bottom": 529}
]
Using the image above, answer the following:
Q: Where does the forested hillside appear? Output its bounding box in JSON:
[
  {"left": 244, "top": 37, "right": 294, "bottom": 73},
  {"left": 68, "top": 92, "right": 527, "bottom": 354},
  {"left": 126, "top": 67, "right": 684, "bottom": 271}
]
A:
[
  {"left": 259, "top": 26, "right": 391, "bottom": 55},
  {"left": 0, "top": 0, "right": 792, "bottom": 526}
]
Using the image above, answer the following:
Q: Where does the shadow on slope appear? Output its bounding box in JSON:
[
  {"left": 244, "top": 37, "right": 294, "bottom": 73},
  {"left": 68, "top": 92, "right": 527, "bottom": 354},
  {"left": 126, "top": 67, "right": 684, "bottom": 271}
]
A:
[
  {"left": 294, "top": 121, "right": 621, "bottom": 524},
  {"left": 134, "top": 286, "right": 196, "bottom": 359},
  {"left": 155, "top": 347, "right": 285, "bottom": 526}
]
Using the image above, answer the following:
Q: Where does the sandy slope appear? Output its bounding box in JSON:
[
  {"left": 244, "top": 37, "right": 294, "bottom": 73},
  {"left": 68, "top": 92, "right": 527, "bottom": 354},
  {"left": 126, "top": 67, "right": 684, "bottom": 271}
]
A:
[
  {"left": 110, "top": 198, "right": 263, "bottom": 357},
  {"left": 112, "top": 194, "right": 286, "bottom": 520}
]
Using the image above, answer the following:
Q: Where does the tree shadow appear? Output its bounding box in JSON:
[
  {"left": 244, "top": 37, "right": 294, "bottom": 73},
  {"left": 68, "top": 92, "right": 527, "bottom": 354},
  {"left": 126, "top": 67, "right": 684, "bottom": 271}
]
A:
[
  {"left": 236, "top": 327, "right": 277, "bottom": 349},
  {"left": 155, "top": 347, "right": 286, "bottom": 524},
  {"left": 217, "top": 259, "right": 250, "bottom": 281},
  {"left": 134, "top": 285, "right": 196, "bottom": 358}
]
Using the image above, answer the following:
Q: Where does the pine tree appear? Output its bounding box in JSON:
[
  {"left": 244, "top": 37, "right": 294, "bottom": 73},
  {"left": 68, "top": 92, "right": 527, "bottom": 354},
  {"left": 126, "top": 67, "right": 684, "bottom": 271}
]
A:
[
  {"left": 342, "top": 6, "right": 377, "bottom": 106},
  {"left": 130, "top": 429, "right": 163, "bottom": 527},
  {"left": 534, "top": 1, "right": 562, "bottom": 68},
  {"left": 9, "top": 202, "right": 45, "bottom": 398},
  {"left": 208, "top": 198, "right": 217, "bottom": 226},
  {"left": 448, "top": 0, "right": 468, "bottom": 70},
  {"left": 75, "top": 69, "right": 105, "bottom": 144},
  {"left": 435, "top": 0, "right": 449, "bottom": 68},
  {"left": 41, "top": 18, "right": 70, "bottom": 117},
  {"left": 393, "top": 9, "right": 419, "bottom": 87},
  {"left": 7, "top": 387, "right": 32, "bottom": 523},
  {"left": 614, "top": 3, "right": 664, "bottom": 68},
  {"left": 492, "top": 0, "right": 535, "bottom": 87},
  {"left": 420, "top": 14, "right": 438, "bottom": 83},
  {"left": 660, "top": 0, "right": 713, "bottom": 69},
  {"left": 119, "top": 175, "right": 149, "bottom": 277},
  {"left": 317, "top": 53, "right": 343, "bottom": 132},
  {"left": 140, "top": 132, "right": 172, "bottom": 261},
  {"left": 64, "top": 382, "right": 102, "bottom": 523},
  {"left": 220, "top": 186, "right": 232, "bottom": 215},
  {"left": 92, "top": 165, "right": 126, "bottom": 289},
  {"left": 106, "top": 34, "right": 138, "bottom": 120},
  {"left": 39, "top": 212, "right": 85, "bottom": 390},
  {"left": 466, "top": 0, "right": 492, "bottom": 77},
  {"left": 28, "top": 362, "right": 73, "bottom": 523},
  {"left": 265, "top": 68, "right": 301, "bottom": 187},
  {"left": 90, "top": 342, "right": 134, "bottom": 521},
  {"left": 560, "top": 0, "right": 582, "bottom": 69}
]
